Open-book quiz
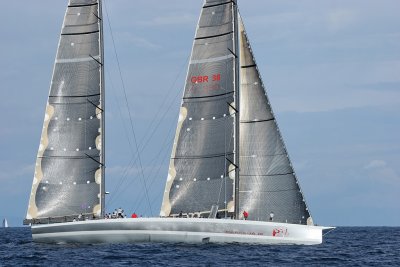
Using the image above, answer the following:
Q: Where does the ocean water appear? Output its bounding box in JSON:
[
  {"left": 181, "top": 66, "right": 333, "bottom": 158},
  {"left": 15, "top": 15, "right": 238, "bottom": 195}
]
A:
[{"left": 0, "top": 227, "right": 399, "bottom": 266}]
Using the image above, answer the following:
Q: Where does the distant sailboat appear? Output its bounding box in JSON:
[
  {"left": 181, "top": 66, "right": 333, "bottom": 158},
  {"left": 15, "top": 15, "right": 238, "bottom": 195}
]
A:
[
  {"left": 3, "top": 218, "right": 8, "bottom": 228},
  {"left": 24, "top": 0, "right": 332, "bottom": 244}
]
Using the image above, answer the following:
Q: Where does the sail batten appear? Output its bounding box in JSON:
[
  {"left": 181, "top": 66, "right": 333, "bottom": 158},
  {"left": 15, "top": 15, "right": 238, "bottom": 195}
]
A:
[{"left": 25, "top": 0, "right": 103, "bottom": 222}]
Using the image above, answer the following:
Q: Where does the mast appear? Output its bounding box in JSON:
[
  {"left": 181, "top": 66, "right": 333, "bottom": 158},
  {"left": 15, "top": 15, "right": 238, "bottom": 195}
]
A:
[
  {"left": 233, "top": 1, "right": 240, "bottom": 219},
  {"left": 98, "top": 0, "right": 105, "bottom": 218}
]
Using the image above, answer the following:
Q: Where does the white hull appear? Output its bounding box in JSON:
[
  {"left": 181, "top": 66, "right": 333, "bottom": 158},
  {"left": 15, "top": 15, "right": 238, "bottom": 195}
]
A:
[{"left": 31, "top": 218, "right": 331, "bottom": 245}]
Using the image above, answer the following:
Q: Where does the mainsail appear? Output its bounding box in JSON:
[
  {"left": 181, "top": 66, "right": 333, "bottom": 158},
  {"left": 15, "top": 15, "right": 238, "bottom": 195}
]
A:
[
  {"left": 161, "top": 0, "right": 238, "bottom": 217},
  {"left": 25, "top": 0, "right": 104, "bottom": 222},
  {"left": 161, "top": 0, "right": 313, "bottom": 225}
]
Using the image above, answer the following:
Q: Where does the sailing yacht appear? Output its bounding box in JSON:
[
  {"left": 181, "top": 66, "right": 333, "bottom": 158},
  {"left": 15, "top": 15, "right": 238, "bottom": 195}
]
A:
[
  {"left": 24, "top": 0, "right": 332, "bottom": 244},
  {"left": 2, "top": 218, "right": 8, "bottom": 228}
]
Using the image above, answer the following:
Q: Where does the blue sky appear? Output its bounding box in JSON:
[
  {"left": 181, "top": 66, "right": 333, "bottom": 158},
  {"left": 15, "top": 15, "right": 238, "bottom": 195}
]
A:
[{"left": 0, "top": 0, "right": 399, "bottom": 227}]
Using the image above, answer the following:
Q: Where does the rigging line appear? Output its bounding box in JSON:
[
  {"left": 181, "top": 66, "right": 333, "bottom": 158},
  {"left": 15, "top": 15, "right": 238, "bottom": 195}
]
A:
[
  {"left": 136, "top": 134, "right": 175, "bottom": 214},
  {"left": 103, "top": 0, "right": 153, "bottom": 216},
  {"left": 133, "top": 122, "right": 176, "bottom": 205},
  {"left": 104, "top": 68, "right": 136, "bottom": 206},
  {"left": 138, "top": 56, "right": 189, "bottom": 151},
  {"left": 135, "top": 125, "right": 175, "bottom": 205},
  {"left": 106, "top": 57, "right": 188, "bottom": 207},
  {"left": 148, "top": 139, "right": 175, "bottom": 207},
  {"left": 106, "top": 59, "right": 188, "bottom": 206},
  {"left": 110, "top": 109, "right": 177, "bottom": 210}
]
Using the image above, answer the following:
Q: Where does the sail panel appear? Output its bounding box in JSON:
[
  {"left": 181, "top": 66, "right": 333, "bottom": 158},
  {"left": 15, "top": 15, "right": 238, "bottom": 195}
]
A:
[
  {"left": 35, "top": 157, "right": 100, "bottom": 217},
  {"left": 35, "top": 184, "right": 99, "bottom": 218},
  {"left": 62, "top": 4, "right": 99, "bottom": 35},
  {"left": 238, "top": 16, "right": 312, "bottom": 224},
  {"left": 169, "top": 155, "right": 233, "bottom": 214},
  {"left": 240, "top": 121, "right": 286, "bottom": 155},
  {"left": 239, "top": 187, "right": 309, "bottom": 224},
  {"left": 51, "top": 61, "right": 100, "bottom": 97},
  {"left": 44, "top": 102, "right": 100, "bottom": 152},
  {"left": 175, "top": 95, "right": 234, "bottom": 157},
  {"left": 240, "top": 68, "right": 274, "bottom": 121},
  {"left": 57, "top": 34, "right": 100, "bottom": 60},
  {"left": 196, "top": 4, "right": 233, "bottom": 39},
  {"left": 161, "top": 0, "right": 236, "bottom": 217},
  {"left": 69, "top": 0, "right": 98, "bottom": 6},
  {"left": 26, "top": 0, "right": 102, "bottom": 220},
  {"left": 192, "top": 34, "right": 234, "bottom": 60},
  {"left": 184, "top": 61, "right": 234, "bottom": 98}
]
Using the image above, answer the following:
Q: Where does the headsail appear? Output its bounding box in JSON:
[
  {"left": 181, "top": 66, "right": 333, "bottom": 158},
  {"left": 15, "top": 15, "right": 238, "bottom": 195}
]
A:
[
  {"left": 238, "top": 16, "right": 312, "bottom": 225},
  {"left": 160, "top": 0, "right": 239, "bottom": 217},
  {"left": 25, "top": 0, "right": 104, "bottom": 222}
]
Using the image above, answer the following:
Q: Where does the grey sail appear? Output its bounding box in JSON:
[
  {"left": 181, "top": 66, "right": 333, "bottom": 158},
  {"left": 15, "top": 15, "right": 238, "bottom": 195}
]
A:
[
  {"left": 26, "top": 0, "right": 104, "bottom": 222},
  {"left": 238, "top": 16, "right": 312, "bottom": 225},
  {"left": 160, "top": 0, "right": 239, "bottom": 217}
]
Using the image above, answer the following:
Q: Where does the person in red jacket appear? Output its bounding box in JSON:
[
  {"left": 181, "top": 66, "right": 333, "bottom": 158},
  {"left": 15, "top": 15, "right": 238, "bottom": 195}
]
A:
[
  {"left": 131, "top": 212, "right": 138, "bottom": 218},
  {"left": 243, "top": 210, "right": 248, "bottom": 220}
]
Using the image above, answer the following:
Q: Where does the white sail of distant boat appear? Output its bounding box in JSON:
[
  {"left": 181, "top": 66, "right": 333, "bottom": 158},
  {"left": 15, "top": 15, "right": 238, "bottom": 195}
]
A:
[
  {"left": 3, "top": 218, "right": 8, "bottom": 228},
  {"left": 24, "top": 0, "right": 333, "bottom": 245}
]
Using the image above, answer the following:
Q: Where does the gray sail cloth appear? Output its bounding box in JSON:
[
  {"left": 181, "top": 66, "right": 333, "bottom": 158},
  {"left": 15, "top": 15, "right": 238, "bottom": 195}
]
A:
[
  {"left": 162, "top": 1, "right": 313, "bottom": 225},
  {"left": 26, "top": 0, "right": 103, "bottom": 220},
  {"left": 238, "top": 17, "right": 312, "bottom": 224},
  {"left": 160, "top": 0, "right": 236, "bottom": 216}
]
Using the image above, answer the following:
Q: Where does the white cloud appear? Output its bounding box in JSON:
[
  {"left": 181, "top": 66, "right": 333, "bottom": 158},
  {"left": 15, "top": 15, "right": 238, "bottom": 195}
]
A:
[
  {"left": 327, "top": 9, "right": 359, "bottom": 32},
  {"left": 364, "top": 160, "right": 400, "bottom": 185},
  {"left": 364, "top": 160, "right": 387, "bottom": 170}
]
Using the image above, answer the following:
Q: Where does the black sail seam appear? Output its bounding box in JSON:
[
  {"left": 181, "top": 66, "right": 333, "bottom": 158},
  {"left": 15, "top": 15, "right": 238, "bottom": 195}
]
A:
[
  {"left": 61, "top": 30, "right": 99, "bottom": 36},
  {"left": 49, "top": 93, "right": 100, "bottom": 98},
  {"left": 240, "top": 188, "right": 299, "bottom": 193},
  {"left": 173, "top": 153, "right": 233, "bottom": 160},
  {"left": 241, "top": 64, "right": 256, "bottom": 69},
  {"left": 195, "top": 31, "right": 233, "bottom": 40},
  {"left": 68, "top": 3, "right": 98, "bottom": 8},
  {"left": 240, "top": 118, "right": 275, "bottom": 123},
  {"left": 183, "top": 91, "right": 233, "bottom": 100},
  {"left": 198, "top": 21, "right": 232, "bottom": 30},
  {"left": 65, "top": 22, "right": 99, "bottom": 28},
  {"left": 203, "top": 1, "right": 232, "bottom": 8},
  {"left": 240, "top": 172, "right": 294, "bottom": 177},
  {"left": 240, "top": 153, "right": 287, "bottom": 157},
  {"left": 38, "top": 156, "right": 99, "bottom": 160}
]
